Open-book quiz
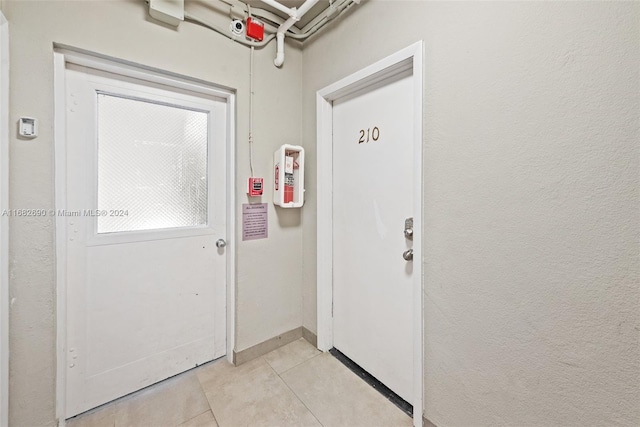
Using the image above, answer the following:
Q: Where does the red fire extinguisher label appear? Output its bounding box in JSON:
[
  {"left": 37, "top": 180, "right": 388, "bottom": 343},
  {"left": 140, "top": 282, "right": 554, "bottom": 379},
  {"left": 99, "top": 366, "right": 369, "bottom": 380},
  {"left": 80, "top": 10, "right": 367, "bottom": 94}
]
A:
[{"left": 284, "top": 173, "right": 294, "bottom": 203}]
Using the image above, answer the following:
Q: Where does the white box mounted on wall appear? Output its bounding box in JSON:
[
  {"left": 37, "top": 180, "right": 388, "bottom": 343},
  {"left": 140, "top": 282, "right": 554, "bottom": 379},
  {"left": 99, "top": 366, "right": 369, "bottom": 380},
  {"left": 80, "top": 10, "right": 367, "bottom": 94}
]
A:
[
  {"left": 149, "top": 0, "right": 184, "bottom": 27},
  {"left": 273, "top": 144, "right": 304, "bottom": 208}
]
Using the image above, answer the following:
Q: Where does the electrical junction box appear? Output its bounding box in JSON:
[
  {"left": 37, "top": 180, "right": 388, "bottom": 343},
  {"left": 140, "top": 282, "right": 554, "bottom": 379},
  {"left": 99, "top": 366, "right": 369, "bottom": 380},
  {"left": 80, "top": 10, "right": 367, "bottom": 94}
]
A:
[
  {"left": 248, "top": 177, "right": 264, "bottom": 197},
  {"left": 246, "top": 17, "right": 265, "bottom": 41},
  {"left": 273, "top": 145, "right": 304, "bottom": 208},
  {"left": 149, "top": 0, "right": 184, "bottom": 26}
]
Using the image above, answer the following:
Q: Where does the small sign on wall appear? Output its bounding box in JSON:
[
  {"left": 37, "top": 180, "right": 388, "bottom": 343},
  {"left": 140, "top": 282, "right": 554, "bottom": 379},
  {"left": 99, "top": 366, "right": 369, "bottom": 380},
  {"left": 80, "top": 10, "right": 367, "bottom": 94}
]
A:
[{"left": 242, "top": 203, "right": 268, "bottom": 241}]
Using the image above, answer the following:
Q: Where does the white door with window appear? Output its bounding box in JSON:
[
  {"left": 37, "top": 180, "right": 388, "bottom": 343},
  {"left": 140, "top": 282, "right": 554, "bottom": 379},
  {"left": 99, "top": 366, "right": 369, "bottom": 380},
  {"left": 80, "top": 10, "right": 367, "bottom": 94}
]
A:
[
  {"left": 64, "top": 64, "right": 228, "bottom": 417},
  {"left": 332, "top": 68, "right": 416, "bottom": 403}
]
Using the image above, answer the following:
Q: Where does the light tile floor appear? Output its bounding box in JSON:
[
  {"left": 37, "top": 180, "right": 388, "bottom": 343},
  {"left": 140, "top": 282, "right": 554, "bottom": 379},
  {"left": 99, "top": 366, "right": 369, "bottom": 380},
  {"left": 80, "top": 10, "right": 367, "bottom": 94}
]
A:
[{"left": 67, "top": 338, "right": 412, "bottom": 427}]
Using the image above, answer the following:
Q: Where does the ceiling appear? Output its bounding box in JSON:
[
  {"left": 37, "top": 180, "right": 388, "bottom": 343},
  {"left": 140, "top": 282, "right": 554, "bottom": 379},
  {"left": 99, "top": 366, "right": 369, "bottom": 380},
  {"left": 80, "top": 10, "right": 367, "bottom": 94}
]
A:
[{"left": 244, "top": 0, "right": 332, "bottom": 30}]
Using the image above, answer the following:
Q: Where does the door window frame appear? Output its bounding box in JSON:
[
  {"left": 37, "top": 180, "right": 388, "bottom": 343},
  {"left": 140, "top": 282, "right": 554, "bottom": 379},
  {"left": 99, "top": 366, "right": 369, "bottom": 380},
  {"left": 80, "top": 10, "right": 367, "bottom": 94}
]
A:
[
  {"left": 67, "top": 69, "right": 227, "bottom": 246},
  {"left": 53, "top": 45, "right": 236, "bottom": 426},
  {"left": 316, "top": 41, "right": 424, "bottom": 427}
]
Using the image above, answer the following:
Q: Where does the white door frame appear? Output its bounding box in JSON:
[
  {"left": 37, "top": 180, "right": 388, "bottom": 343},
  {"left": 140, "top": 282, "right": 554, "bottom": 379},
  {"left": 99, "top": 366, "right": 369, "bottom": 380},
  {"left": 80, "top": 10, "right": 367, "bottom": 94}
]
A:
[
  {"left": 316, "top": 41, "right": 424, "bottom": 427},
  {"left": 0, "top": 11, "right": 9, "bottom": 427},
  {"left": 53, "top": 46, "right": 236, "bottom": 425}
]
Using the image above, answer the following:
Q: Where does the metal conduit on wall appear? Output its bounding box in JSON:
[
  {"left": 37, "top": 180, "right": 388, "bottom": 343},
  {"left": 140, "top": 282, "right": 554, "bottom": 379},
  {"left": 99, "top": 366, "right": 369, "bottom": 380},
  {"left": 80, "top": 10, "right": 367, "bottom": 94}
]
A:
[{"left": 151, "top": 0, "right": 359, "bottom": 66}]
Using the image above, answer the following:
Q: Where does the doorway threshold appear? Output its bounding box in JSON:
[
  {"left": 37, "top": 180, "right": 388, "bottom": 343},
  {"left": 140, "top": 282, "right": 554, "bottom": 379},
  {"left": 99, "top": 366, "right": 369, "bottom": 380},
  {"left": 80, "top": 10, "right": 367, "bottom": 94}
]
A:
[{"left": 329, "top": 347, "right": 413, "bottom": 417}]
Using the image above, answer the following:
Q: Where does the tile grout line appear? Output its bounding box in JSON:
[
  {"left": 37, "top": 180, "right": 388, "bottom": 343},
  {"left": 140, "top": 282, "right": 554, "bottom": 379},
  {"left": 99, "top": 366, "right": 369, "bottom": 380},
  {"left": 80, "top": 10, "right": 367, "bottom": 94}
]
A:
[
  {"left": 270, "top": 351, "right": 323, "bottom": 377},
  {"left": 194, "top": 369, "right": 222, "bottom": 427},
  {"left": 173, "top": 408, "right": 213, "bottom": 427},
  {"left": 267, "top": 357, "right": 326, "bottom": 427}
]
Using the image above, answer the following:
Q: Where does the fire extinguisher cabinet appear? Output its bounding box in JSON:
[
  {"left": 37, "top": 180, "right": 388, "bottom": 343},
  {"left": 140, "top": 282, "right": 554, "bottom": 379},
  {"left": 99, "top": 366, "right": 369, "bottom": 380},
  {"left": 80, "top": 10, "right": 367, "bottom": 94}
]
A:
[{"left": 273, "top": 144, "right": 305, "bottom": 208}]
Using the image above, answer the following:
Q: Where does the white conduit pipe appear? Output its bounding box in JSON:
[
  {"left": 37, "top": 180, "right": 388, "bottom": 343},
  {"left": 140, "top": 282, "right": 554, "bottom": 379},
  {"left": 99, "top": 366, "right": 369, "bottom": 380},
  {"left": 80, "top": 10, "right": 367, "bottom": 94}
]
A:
[
  {"left": 295, "top": 0, "right": 322, "bottom": 19},
  {"left": 260, "top": 0, "right": 297, "bottom": 18},
  {"left": 288, "top": 0, "right": 355, "bottom": 40},
  {"left": 273, "top": 17, "right": 295, "bottom": 67},
  {"left": 184, "top": 0, "right": 355, "bottom": 56},
  {"left": 267, "top": 0, "right": 320, "bottom": 67}
]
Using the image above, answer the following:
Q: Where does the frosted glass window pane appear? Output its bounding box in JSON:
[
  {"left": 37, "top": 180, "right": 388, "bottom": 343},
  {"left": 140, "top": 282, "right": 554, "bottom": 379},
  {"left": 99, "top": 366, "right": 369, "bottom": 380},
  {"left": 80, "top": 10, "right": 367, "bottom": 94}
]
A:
[{"left": 97, "top": 94, "right": 208, "bottom": 233}]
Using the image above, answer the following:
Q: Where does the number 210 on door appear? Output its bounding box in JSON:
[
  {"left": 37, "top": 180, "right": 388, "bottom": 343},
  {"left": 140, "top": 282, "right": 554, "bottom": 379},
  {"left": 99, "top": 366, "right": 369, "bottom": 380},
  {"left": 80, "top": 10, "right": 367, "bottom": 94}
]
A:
[{"left": 358, "top": 126, "right": 380, "bottom": 144}]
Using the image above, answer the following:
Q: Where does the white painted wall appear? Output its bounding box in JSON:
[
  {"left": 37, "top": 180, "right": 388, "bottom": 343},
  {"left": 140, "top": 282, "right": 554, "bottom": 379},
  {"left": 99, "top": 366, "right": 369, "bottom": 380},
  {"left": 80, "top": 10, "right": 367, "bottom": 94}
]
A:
[
  {"left": 3, "top": 0, "right": 304, "bottom": 425},
  {"left": 0, "top": 10, "right": 9, "bottom": 427},
  {"left": 302, "top": 1, "right": 639, "bottom": 425}
]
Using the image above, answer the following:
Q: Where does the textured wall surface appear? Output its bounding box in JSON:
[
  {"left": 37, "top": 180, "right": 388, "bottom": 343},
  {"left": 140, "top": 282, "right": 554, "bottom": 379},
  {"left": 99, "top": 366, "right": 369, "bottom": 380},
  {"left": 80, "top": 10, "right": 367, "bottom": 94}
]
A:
[
  {"left": 302, "top": 1, "right": 639, "bottom": 425},
  {"left": 4, "top": 1, "right": 304, "bottom": 425}
]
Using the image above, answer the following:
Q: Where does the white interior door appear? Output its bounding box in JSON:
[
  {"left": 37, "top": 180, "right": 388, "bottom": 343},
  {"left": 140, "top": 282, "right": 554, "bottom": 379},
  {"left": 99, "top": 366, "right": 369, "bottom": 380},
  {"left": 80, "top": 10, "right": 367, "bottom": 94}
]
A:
[
  {"left": 64, "top": 64, "right": 228, "bottom": 417},
  {"left": 332, "top": 68, "right": 415, "bottom": 403}
]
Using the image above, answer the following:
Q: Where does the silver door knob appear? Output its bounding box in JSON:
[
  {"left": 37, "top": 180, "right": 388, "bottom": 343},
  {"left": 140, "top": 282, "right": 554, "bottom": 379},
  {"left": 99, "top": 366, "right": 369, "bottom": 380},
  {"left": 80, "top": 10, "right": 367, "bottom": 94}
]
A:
[
  {"left": 402, "top": 249, "right": 413, "bottom": 261},
  {"left": 216, "top": 239, "right": 227, "bottom": 248}
]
